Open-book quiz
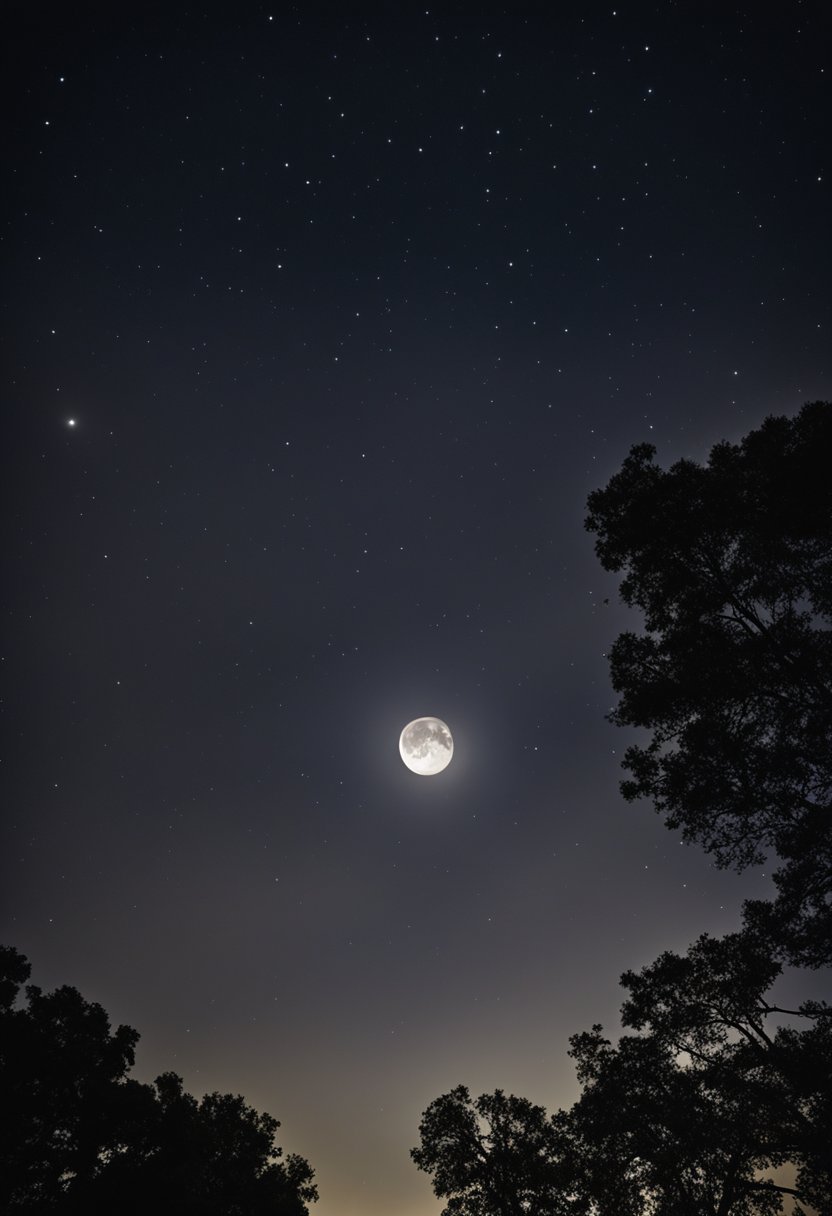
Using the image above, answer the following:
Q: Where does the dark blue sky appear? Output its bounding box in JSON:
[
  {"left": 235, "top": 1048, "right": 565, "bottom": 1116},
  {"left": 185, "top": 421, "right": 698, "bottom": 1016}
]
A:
[{"left": 3, "top": 4, "right": 830, "bottom": 1213}]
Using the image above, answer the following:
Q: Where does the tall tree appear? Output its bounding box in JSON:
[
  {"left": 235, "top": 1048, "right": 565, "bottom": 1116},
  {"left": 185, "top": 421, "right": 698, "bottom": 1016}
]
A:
[
  {"left": 585, "top": 401, "right": 832, "bottom": 966},
  {"left": 0, "top": 946, "right": 317, "bottom": 1215}
]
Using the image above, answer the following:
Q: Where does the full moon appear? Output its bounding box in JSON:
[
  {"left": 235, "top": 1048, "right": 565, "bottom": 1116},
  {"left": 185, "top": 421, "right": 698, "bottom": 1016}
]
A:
[{"left": 399, "top": 717, "right": 453, "bottom": 776}]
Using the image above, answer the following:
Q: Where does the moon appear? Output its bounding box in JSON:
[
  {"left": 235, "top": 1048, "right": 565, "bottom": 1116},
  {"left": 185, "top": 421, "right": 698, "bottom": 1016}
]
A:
[{"left": 399, "top": 717, "right": 453, "bottom": 776}]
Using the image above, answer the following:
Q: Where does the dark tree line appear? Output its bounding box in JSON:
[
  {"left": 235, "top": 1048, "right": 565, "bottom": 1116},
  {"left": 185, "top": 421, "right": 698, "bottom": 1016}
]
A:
[
  {"left": 414, "top": 403, "right": 832, "bottom": 1216},
  {"left": 0, "top": 946, "right": 317, "bottom": 1215}
]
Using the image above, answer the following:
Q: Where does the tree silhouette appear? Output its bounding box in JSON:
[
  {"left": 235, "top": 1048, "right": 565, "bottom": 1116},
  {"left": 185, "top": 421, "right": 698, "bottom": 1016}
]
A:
[
  {"left": 0, "top": 946, "right": 317, "bottom": 1214},
  {"left": 411, "top": 1085, "right": 576, "bottom": 1216},
  {"left": 565, "top": 930, "right": 831, "bottom": 1215},
  {"left": 0, "top": 945, "right": 144, "bottom": 1209},
  {"left": 413, "top": 931, "right": 831, "bottom": 1216},
  {"left": 585, "top": 401, "right": 832, "bottom": 966}
]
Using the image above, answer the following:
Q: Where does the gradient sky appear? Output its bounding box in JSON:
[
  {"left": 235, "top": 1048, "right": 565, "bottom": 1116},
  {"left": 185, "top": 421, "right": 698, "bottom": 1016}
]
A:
[{"left": 3, "top": 5, "right": 830, "bottom": 1215}]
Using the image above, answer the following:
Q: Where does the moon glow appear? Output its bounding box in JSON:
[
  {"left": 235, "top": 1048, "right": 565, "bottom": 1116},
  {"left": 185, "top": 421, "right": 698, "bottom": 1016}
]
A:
[{"left": 399, "top": 717, "right": 454, "bottom": 776}]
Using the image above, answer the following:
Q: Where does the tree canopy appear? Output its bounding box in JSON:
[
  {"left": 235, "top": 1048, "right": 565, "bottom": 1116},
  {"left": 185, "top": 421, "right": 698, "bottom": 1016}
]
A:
[
  {"left": 412, "top": 931, "right": 831, "bottom": 1216},
  {"left": 584, "top": 401, "right": 832, "bottom": 966},
  {"left": 0, "top": 945, "right": 317, "bottom": 1215},
  {"left": 411, "top": 1085, "right": 575, "bottom": 1216},
  {"left": 567, "top": 930, "right": 831, "bottom": 1215}
]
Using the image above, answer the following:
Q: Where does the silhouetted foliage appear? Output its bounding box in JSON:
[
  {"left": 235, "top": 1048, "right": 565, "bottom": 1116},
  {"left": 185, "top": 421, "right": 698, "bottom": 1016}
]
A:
[
  {"left": 411, "top": 1085, "right": 576, "bottom": 1216},
  {"left": 585, "top": 401, "right": 832, "bottom": 966},
  {"left": 567, "top": 930, "right": 831, "bottom": 1215},
  {"left": 0, "top": 946, "right": 317, "bottom": 1214},
  {"left": 413, "top": 931, "right": 832, "bottom": 1216}
]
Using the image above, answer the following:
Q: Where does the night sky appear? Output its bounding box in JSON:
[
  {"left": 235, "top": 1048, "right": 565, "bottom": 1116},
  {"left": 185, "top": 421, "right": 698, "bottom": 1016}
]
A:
[{"left": 3, "top": 4, "right": 830, "bottom": 1215}]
